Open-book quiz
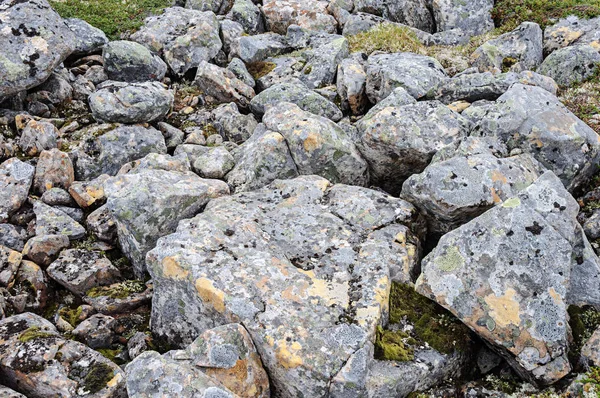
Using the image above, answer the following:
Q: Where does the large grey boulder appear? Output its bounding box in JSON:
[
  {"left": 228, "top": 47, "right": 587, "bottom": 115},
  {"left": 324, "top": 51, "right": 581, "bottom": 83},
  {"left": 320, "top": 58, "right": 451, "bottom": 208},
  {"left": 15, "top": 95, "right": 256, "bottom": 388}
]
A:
[
  {"left": 537, "top": 45, "right": 600, "bottom": 87},
  {"left": 250, "top": 82, "right": 342, "bottom": 121},
  {"left": 103, "top": 40, "right": 167, "bottom": 83},
  {"left": 72, "top": 124, "right": 167, "bottom": 180},
  {"left": 0, "top": 158, "right": 34, "bottom": 223},
  {"left": 228, "top": 0, "right": 265, "bottom": 34},
  {"left": 262, "top": 0, "right": 337, "bottom": 34},
  {"left": 0, "top": 0, "right": 76, "bottom": 102},
  {"left": 194, "top": 61, "right": 255, "bottom": 108},
  {"left": 104, "top": 168, "right": 229, "bottom": 277},
  {"left": 146, "top": 175, "right": 422, "bottom": 396},
  {"left": 0, "top": 313, "right": 126, "bottom": 397},
  {"left": 416, "top": 171, "right": 600, "bottom": 385},
  {"left": 471, "top": 22, "right": 544, "bottom": 73},
  {"left": 356, "top": 100, "right": 471, "bottom": 194},
  {"left": 354, "top": 0, "right": 433, "bottom": 32},
  {"left": 468, "top": 84, "right": 600, "bottom": 192},
  {"left": 544, "top": 15, "right": 600, "bottom": 55},
  {"left": 229, "top": 33, "right": 291, "bottom": 63},
  {"left": 402, "top": 152, "right": 542, "bottom": 235},
  {"left": 131, "top": 7, "right": 222, "bottom": 76},
  {"left": 212, "top": 102, "right": 258, "bottom": 144},
  {"left": 366, "top": 53, "right": 448, "bottom": 102},
  {"left": 65, "top": 18, "right": 108, "bottom": 55},
  {"left": 263, "top": 102, "right": 368, "bottom": 186},
  {"left": 431, "top": 0, "right": 494, "bottom": 36},
  {"left": 89, "top": 81, "right": 173, "bottom": 124}
]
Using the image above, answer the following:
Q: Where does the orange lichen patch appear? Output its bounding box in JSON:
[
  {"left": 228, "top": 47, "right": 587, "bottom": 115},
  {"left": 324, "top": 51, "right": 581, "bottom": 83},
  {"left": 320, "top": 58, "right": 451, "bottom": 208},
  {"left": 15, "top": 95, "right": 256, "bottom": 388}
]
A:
[
  {"left": 204, "top": 359, "right": 250, "bottom": 396},
  {"left": 195, "top": 278, "right": 226, "bottom": 313},
  {"left": 491, "top": 170, "right": 508, "bottom": 184},
  {"left": 162, "top": 256, "right": 189, "bottom": 280},
  {"left": 548, "top": 287, "right": 563, "bottom": 304},
  {"left": 281, "top": 281, "right": 309, "bottom": 303},
  {"left": 484, "top": 288, "right": 522, "bottom": 328},
  {"left": 275, "top": 340, "right": 303, "bottom": 369},
  {"left": 107, "top": 373, "right": 123, "bottom": 388},
  {"left": 490, "top": 187, "right": 502, "bottom": 204},
  {"left": 303, "top": 132, "right": 324, "bottom": 152}
]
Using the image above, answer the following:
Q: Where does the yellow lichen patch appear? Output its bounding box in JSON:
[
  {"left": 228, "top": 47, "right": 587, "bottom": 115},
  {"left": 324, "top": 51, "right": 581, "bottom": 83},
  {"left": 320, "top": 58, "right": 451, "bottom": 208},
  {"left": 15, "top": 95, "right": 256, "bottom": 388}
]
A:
[
  {"left": 106, "top": 373, "right": 123, "bottom": 388},
  {"left": 490, "top": 187, "right": 502, "bottom": 204},
  {"left": 162, "top": 256, "right": 189, "bottom": 280},
  {"left": 281, "top": 282, "right": 309, "bottom": 303},
  {"left": 308, "top": 278, "right": 349, "bottom": 308},
  {"left": 447, "top": 101, "right": 471, "bottom": 113},
  {"left": 275, "top": 340, "right": 303, "bottom": 369},
  {"left": 551, "top": 27, "right": 583, "bottom": 46},
  {"left": 195, "top": 278, "right": 226, "bottom": 313},
  {"left": 491, "top": 170, "right": 508, "bottom": 184},
  {"left": 502, "top": 197, "right": 521, "bottom": 208},
  {"left": 484, "top": 288, "right": 522, "bottom": 328},
  {"left": 303, "top": 132, "right": 324, "bottom": 152}
]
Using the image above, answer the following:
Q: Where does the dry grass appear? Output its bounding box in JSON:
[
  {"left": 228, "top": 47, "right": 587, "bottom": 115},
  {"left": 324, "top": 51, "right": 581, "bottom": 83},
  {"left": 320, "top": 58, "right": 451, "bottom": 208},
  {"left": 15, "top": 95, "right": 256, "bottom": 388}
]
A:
[{"left": 347, "top": 23, "right": 425, "bottom": 55}]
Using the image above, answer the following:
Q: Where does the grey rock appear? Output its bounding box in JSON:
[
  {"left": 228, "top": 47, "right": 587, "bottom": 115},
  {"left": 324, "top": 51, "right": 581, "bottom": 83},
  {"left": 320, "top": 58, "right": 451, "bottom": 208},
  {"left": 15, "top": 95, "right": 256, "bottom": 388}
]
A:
[
  {"left": 192, "top": 147, "right": 235, "bottom": 178},
  {"left": 22, "top": 234, "right": 70, "bottom": 267},
  {"left": 41, "top": 188, "right": 76, "bottom": 207},
  {"left": 254, "top": 56, "right": 305, "bottom": 91},
  {"left": 354, "top": 0, "right": 433, "bottom": 32},
  {"left": 544, "top": 15, "right": 600, "bottom": 55},
  {"left": 366, "top": 52, "right": 448, "bottom": 102},
  {"left": 19, "top": 120, "right": 58, "bottom": 157},
  {"left": 47, "top": 249, "right": 121, "bottom": 296},
  {"left": 186, "top": 0, "right": 233, "bottom": 14},
  {"left": 27, "top": 72, "right": 74, "bottom": 106},
  {"left": 72, "top": 314, "right": 116, "bottom": 349},
  {"left": 104, "top": 169, "right": 229, "bottom": 277},
  {"left": 581, "top": 326, "right": 600, "bottom": 367},
  {"left": 89, "top": 81, "right": 174, "bottom": 124},
  {"left": 33, "top": 201, "right": 86, "bottom": 240},
  {"left": 362, "top": 86, "right": 416, "bottom": 120},
  {"left": 0, "top": 224, "right": 27, "bottom": 252},
  {"left": 103, "top": 40, "right": 168, "bottom": 83},
  {"left": 65, "top": 18, "right": 108, "bottom": 55},
  {"left": 84, "top": 65, "right": 109, "bottom": 85},
  {"left": 230, "top": 32, "right": 291, "bottom": 63},
  {"left": 174, "top": 143, "right": 210, "bottom": 163},
  {"left": 337, "top": 53, "right": 368, "bottom": 116},
  {"left": 131, "top": 7, "right": 222, "bottom": 76},
  {"left": 212, "top": 103, "right": 258, "bottom": 144},
  {"left": 471, "top": 22, "right": 544, "bottom": 73},
  {"left": 0, "top": 0, "right": 76, "bottom": 102},
  {"left": 537, "top": 45, "right": 600, "bottom": 87},
  {"left": 73, "top": 124, "right": 167, "bottom": 181},
  {"left": 54, "top": 206, "right": 85, "bottom": 224},
  {"left": 82, "top": 280, "right": 153, "bottom": 314},
  {"left": 0, "top": 158, "right": 34, "bottom": 223},
  {"left": 87, "top": 205, "right": 117, "bottom": 243},
  {"left": 469, "top": 84, "right": 600, "bottom": 192},
  {"left": 127, "top": 332, "right": 151, "bottom": 360},
  {"left": 227, "top": 58, "right": 256, "bottom": 88},
  {"left": 147, "top": 175, "right": 422, "bottom": 396},
  {"left": 220, "top": 19, "right": 245, "bottom": 54},
  {"left": 228, "top": 0, "right": 265, "bottom": 34},
  {"left": 33, "top": 149, "right": 75, "bottom": 195},
  {"left": 250, "top": 82, "right": 343, "bottom": 121},
  {"left": 584, "top": 210, "right": 600, "bottom": 241},
  {"left": 299, "top": 33, "right": 350, "bottom": 89},
  {"left": 356, "top": 100, "right": 470, "bottom": 194},
  {"left": 262, "top": 0, "right": 337, "bottom": 34},
  {"left": 158, "top": 122, "right": 185, "bottom": 150},
  {"left": 0, "top": 245, "right": 21, "bottom": 288},
  {"left": 431, "top": 0, "right": 494, "bottom": 36},
  {"left": 68, "top": 174, "right": 110, "bottom": 209},
  {"left": 194, "top": 61, "right": 255, "bottom": 108},
  {"left": 0, "top": 385, "right": 25, "bottom": 398}
]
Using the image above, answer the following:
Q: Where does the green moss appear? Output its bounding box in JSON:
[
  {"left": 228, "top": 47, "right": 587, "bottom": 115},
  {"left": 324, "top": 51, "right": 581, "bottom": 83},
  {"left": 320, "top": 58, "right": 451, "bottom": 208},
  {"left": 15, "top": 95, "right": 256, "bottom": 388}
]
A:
[
  {"left": 86, "top": 280, "right": 146, "bottom": 299},
  {"left": 347, "top": 23, "right": 425, "bottom": 55},
  {"left": 18, "top": 326, "right": 55, "bottom": 343},
  {"left": 374, "top": 326, "right": 415, "bottom": 361},
  {"left": 81, "top": 362, "right": 115, "bottom": 394},
  {"left": 203, "top": 123, "right": 219, "bottom": 136},
  {"left": 493, "top": 0, "right": 600, "bottom": 32},
  {"left": 59, "top": 306, "right": 84, "bottom": 328},
  {"left": 388, "top": 282, "right": 472, "bottom": 355},
  {"left": 568, "top": 305, "right": 600, "bottom": 362},
  {"left": 501, "top": 57, "right": 518, "bottom": 73},
  {"left": 246, "top": 61, "right": 277, "bottom": 79},
  {"left": 49, "top": 0, "right": 172, "bottom": 40}
]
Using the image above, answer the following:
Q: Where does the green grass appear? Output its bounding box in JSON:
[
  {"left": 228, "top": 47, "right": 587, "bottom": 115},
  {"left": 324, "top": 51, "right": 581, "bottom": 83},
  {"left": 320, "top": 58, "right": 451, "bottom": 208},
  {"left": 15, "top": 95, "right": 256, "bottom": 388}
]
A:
[
  {"left": 347, "top": 23, "right": 425, "bottom": 55},
  {"left": 493, "top": 0, "right": 600, "bottom": 31},
  {"left": 50, "top": 0, "right": 172, "bottom": 40}
]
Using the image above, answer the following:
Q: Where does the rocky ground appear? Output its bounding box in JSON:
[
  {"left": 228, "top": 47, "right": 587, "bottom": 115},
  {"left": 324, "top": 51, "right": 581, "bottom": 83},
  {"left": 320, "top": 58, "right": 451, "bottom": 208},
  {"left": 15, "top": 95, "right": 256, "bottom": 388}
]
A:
[{"left": 5, "top": 0, "right": 600, "bottom": 397}]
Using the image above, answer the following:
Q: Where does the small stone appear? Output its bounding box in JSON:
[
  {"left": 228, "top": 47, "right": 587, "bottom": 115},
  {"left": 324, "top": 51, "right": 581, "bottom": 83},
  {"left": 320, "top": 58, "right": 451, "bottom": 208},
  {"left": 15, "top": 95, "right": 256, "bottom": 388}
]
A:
[
  {"left": 18, "top": 120, "right": 58, "bottom": 157},
  {"left": 0, "top": 158, "right": 35, "bottom": 223},
  {"left": 33, "top": 201, "right": 86, "bottom": 241},
  {"left": 72, "top": 314, "right": 117, "bottom": 349},
  {"left": 0, "top": 245, "right": 22, "bottom": 287},
  {"left": 68, "top": 175, "right": 109, "bottom": 209},
  {"left": 33, "top": 149, "right": 75, "bottom": 194},
  {"left": 22, "top": 234, "right": 70, "bottom": 267},
  {"left": 192, "top": 147, "right": 235, "bottom": 178}
]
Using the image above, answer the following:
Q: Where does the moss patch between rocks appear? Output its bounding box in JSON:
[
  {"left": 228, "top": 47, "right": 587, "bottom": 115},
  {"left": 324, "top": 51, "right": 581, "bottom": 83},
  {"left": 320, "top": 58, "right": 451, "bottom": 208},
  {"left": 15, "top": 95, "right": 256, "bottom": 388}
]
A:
[
  {"left": 246, "top": 61, "right": 277, "bottom": 79},
  {"left": 86, "top": 280, "right": 146, "bottom": 299},
  {"left": 493, "top": 0, "right": 600, "bottom": 31},
  {"left": 18, "top": 326, "right": 55, "bottom": 343}
]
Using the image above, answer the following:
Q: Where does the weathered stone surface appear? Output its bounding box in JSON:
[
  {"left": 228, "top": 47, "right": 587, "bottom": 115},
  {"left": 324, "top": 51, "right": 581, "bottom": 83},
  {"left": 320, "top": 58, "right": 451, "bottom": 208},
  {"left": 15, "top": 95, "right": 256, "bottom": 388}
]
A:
[
  {"left": 298, "top": 33, "right": 350, "bottom": 89},
  {"left": 193, "top": 147, "right": 235, "bottom": 179},
  {"left": 87, "top": 205, "right": 117, "bottom": 243},
  {"left": 186, "top": 0, "right": 233, "bottom": 14},
  {"left": 263, "top": 102, "right": 368, "bottom": 185},
  {"left": 104, "top": 169, "right": 229, "bottom": 276},
  {"left": 22, "top": 234, "right": 70, "bottom": 267},
  {"left": 402, "top": 152, "right": 542, "bottom": 235},
  {"left": 69, "top": 175, "right": 109, "bottom": 209},
  {"left": 544, "top": 15, "right": 600, "bottom": 55},
  {"left": 0, "top": 245, "right": 21, "bottom": 288},
  {"left": 468, "top": 84, "right": 600, "bottom": 192},
  {"left": 13, "top": 260, "right": 50, "bottom": 312},
  {"left": 0, "top": 158, "right": 34, "bottom": 223},
  {"left": 72, "top": 314, "right": 116, "bottom": 349},
  {"left": 147, "top": 175, "right": 422, "bottom": 396},
  {"left": 230, "top": 33, "right": 290, "bottom": 63},
  {"left": 582, "top": 327, "right": 600, "bottom": 367},
  {"left": 41, "top": 188, "right": 76, "bottom": 207},
  {"left": 262, "top": 0, "right": 337, "bottom": 34},
  {"left": 416, "top": 171, "right": 600, "bottom": 386},
  {"left": 537, "top": 45, "right": 600, "bottom": 87},
  {"left": 195, "top": 61, "right": 255, "bottom": 108},
  {"left": 0, "top": 385, "right": 26, "bottom": 397},
  {"left": 366, "top": 53, "right": 447, "bottom": 102},
  {"left": 226, "top": 124, "right": 299, "bottom": 192},
  {"left": 47, "top": 249, "right": 121, "bottom": 296},
  {"left": 228, "top": 0, "right": 265, "bottom": 34},
  {"left": 0, "top": 224, "right": 27, "bottom": 252},
  {"left": 73, "top": 124, "right": 167, "bottom": 181},
  {"left": 250, "top": 82, "right": 342, "bottom": 121},
  {"left": 33, "top": 201, "right": 86, "bottom": 241},
  {"left": 89, "top": 81, "right": 173, "bottom": 124},
  {"left": 126, "top": 323, "right": 270, "bottom": 397},
  {"left": 431, "top": 0, "right": 494, "bottom": 36},
  {"left": 65, "top": 18, "right": 108, "bottom": 55},
  {"left": 337, "top": 53, "right": 368, "bottom": 116},
  {"left": 213, "top": 103, "right": 258, "bottom": 144},
  {"left": 0, "top": 0, "right": 76, "bottom": 102},
  {"left": 131, "top": 7, "right": 222, "bottom": 76},
  {"left": 471, "top": 22, "right": 544, "bottom": 73},
  {"left": 103, "top": 40, "right": 167, "bottom": 83},
  {"left": 83, "top": 280, "right": 153, "bottom": 314},
  {"left": 19, "top": 120, "right": 58, "bottom": 157},
  {"left": 356, "top": 100, "right": 470, "bottom": 194},
  {"left": 33, "top": 149, "right": 75, "bottom": 195},
  {"left": 0, "top": 313, "right": 126, "bottom": 397},
  {"left": 354, "top": 0, "right": 433, "bottom": 32},
  {"left": 227, "top": 58, "right": 256, "bottom": 88}
]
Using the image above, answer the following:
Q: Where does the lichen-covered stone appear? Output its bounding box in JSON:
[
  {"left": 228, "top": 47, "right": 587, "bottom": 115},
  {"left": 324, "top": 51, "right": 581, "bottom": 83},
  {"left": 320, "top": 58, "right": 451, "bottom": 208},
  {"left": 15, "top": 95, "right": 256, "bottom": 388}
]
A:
[
  {"left": 537, "top": 45, "right": 600, "bottom": 88},
  {"left": 194, "top": 61, "right": 255, "bottom": 108},
  {"left": 298, "top": 33, "right": 350, "bottom": 89},
  {"left": 103, "top": 40, "right": 167, "bottom": 83},
  {"left": 366, "top": 52, "right": 447, "bottom": 102},
  {"left": 19, "top": 120, "right": 58, "bottom": 157},
  {"left": 0, "top": 224, "right": 27, "bottom": 252},
  {"left": 431, "top": 0, "right": 494, "bottom": 36},
  {"left": 262, "top": 0, "right": 337, "bottom": 34},
  {"left": 131, "top": 7, "right": 222, "bottom": 76},
  {"left": 543, "top": 15, "right": 600, "bottom": 55},
  {"left": 68, "top": 175, "right": 109, "bottom": 209},
  {"left": 228, "top": 0, "right": 265, "bottom": 34},
  {"left": 33, "top": 149, "right": 74, "bottom": 195},
  {"left": 354, "top": 0, "right": 433, "bottom": 32},
  {"left": 104, "top": 169, "right": 229, "bottom": 277},
  {"left": 337, "top": 53, "right": 368, "bottom": 116},
  {"left": 356, "top": 100, "right": 470, "bottom": 194},
  {"left": 0, "top": 245, "right": 21, "bottom": 288},
  {"left": 83, "top": 280, "right": 153, "bottom": 314},
  {"left": 147, "top": 175, "right": 422, "bottom": 396},
  {"left": 0, "top": 0, "right": 76, "bottom": 102},
  {"left": 89, "top": 81, "right": 173, "bottom": 124},
  {"left": 0, "top": 158, "right": 34, "bottom": 223},
  {"left": 65, "top": 18, "right": 108, "bottom": 55},
  {"left": 33, "top": 201, "right": 86, "bottom": 241},
  {"left": 193, "top": 147, "right": 235, "bottom": 179},
  {"left": 212, "top": 103, "right": 258, "bottom": 144},
  {"left": 250, "top": 82, "right": 342, "bottom": 121},
  {"left": 230, "top": 33, "right": 291, "bottom": 63},
  {"left": 22, "top": 234, "right": 70, "bottom": 267}
]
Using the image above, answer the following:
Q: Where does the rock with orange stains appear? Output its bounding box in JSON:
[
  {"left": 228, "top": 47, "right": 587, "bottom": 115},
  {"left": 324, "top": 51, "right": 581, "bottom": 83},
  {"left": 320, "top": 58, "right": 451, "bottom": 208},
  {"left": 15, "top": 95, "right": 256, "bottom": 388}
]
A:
[
  {"left": 0, "top": 312, "right": 126, "bottom": 397},
  {"left": 465, "top": 84, "right": 600, "bottom": 193},
  {"left": 33, "top": 149, "right": 75, "bottom": 195},
  {"left": 544, "top": 15, "right": 600, "bottom": 55},
  {"left": 126, "top": 323, "right": 269, "bottom": 398},
  {"left": 416, "top": 171, "right": 600, "bottom": 386},
  {"left": 147, "top": 175, "right": 423, "bottom": 396},
  {"left": 18, "top": 120, "right": 58, "bottom": 157},
  {"left": 262, "top": 102, "right": 368, "bottom": 186},
  {"left": 402, "top": 151, "right": 542, "bottom": 235}
]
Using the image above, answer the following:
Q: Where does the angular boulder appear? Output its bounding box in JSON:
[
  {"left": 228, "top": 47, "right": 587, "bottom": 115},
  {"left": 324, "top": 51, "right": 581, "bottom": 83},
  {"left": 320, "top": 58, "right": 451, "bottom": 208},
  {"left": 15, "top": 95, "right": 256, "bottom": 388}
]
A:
[
  {"left": 102, "top": 40, "right": 167, "bottom": 83},
  {"left": 431, "top": 0, "right": 494, "bottom": 36},
  {"left": 0, "top": 158, "right": 34, "bottom": 223},
  {"left": 537, "top": 45, "right": 600, "bottom": 87}
]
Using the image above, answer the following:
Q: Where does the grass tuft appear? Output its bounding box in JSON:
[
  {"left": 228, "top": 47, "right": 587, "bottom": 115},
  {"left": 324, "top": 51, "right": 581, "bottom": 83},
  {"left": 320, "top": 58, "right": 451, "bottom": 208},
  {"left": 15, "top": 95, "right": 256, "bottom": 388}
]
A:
[{"left": 347, "top": 23, "right": 425, "bottom": 55}]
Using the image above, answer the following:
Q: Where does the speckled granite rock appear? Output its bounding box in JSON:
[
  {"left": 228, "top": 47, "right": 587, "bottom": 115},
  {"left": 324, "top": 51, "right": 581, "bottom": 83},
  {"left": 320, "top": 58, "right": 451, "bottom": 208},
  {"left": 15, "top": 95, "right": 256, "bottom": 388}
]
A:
[{"left": 0, "top": 158, "right": 34, "bottom": 223}]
